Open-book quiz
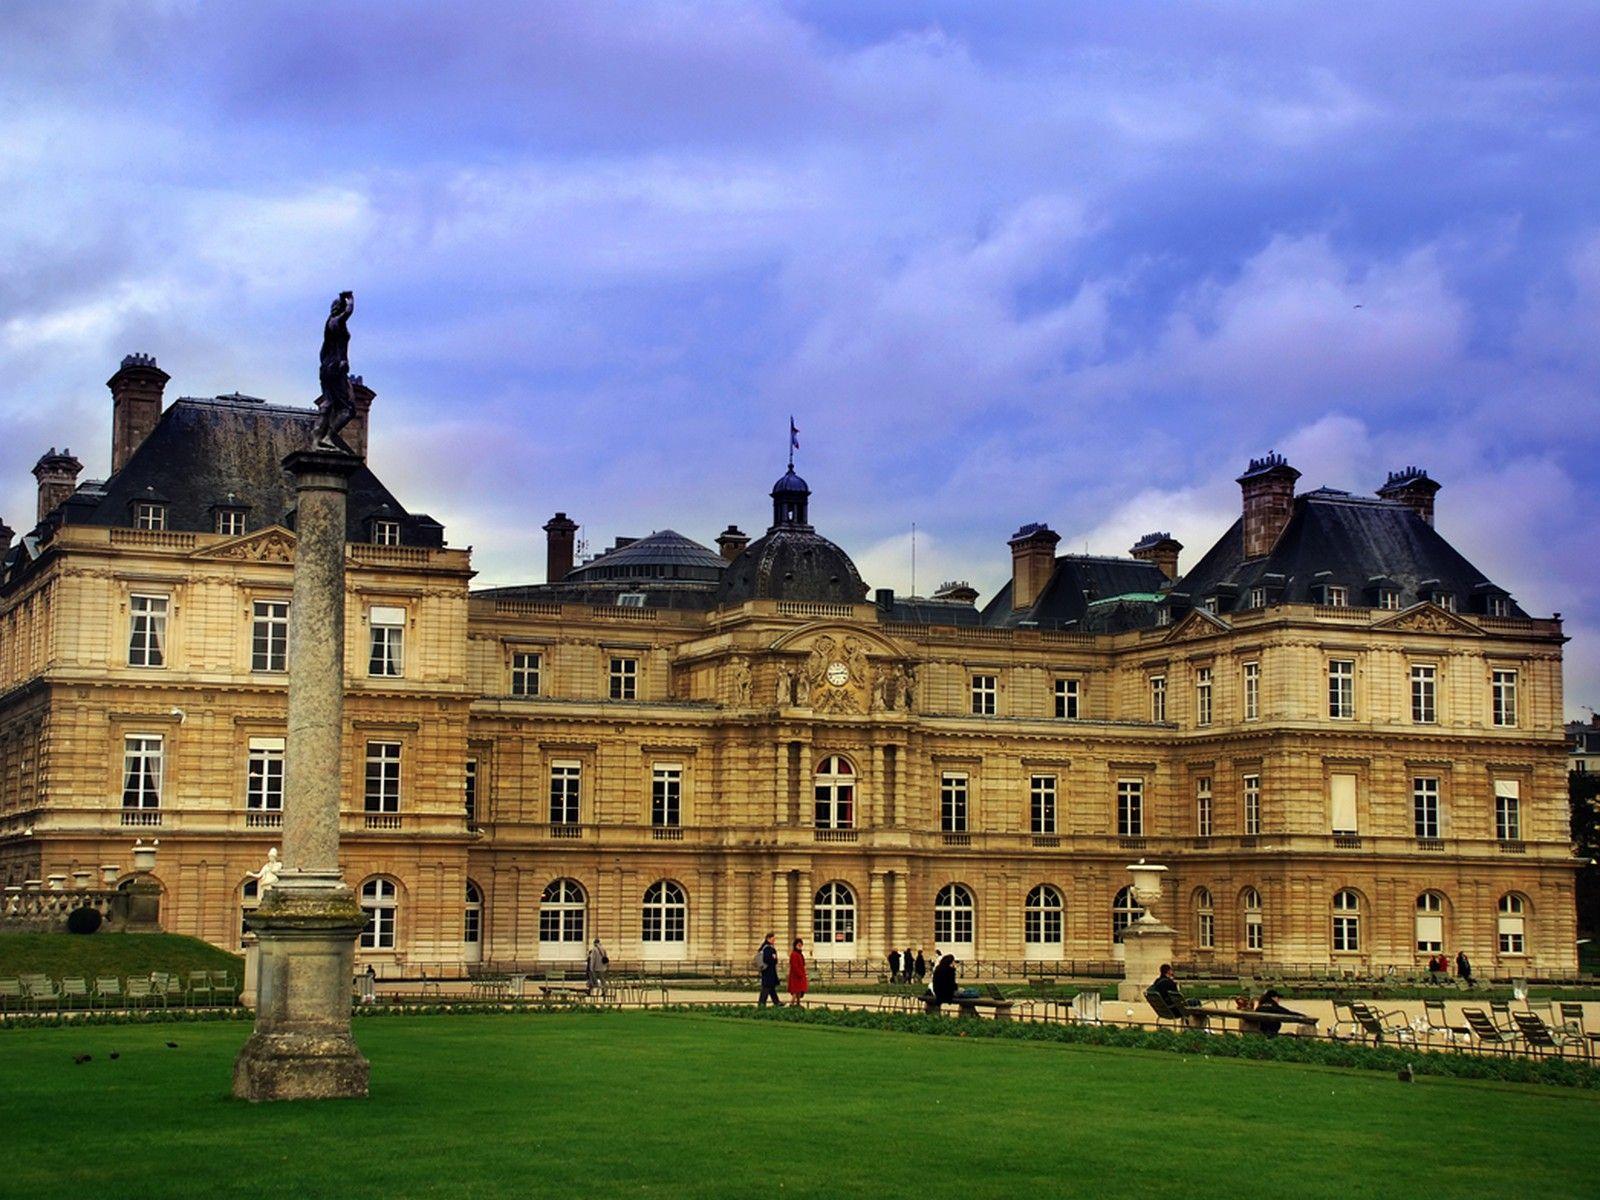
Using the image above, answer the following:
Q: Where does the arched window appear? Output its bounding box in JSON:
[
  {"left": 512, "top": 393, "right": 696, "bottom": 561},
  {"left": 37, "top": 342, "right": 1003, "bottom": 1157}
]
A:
[
  {"left": 642, "top": 881, "right": 687, "bottom": 944},
  {"left": 934, "top": 884, "right": 975, "bottom": 950},
  {"left": 1112, "top": 885, "right": 1144, "bottom": 944},
  {"left": 813, "top": 756, "right": 855, "bottom": 830},
  {"left": 812, "top": 882, "right": 856, "bottom": 948},
  {"left": 359, "top": 877, "right": 398, "bottom": 950},
  {"left": 1241, "top": 887, "right": 1263, "bottom": 952},
  {"left": 1332, "top": 889, "right": 1361, "bottom": 953},
  {"left": 1415, "top": 892, "right": 1444, "bottom": 953},
  {"left": 1194, "top": 888, "right": 1214, "bottom": 950},
  {"left": 1024, "top": 885, "right": 1063, "bottom": 946},
  {"left": 1497, "top": 894, "right": 1527, "bottom": 955},
  {"left": 240, "top": 878, "right": 259, "bottom": 946},
  {"left": 540, "top": 879, "right": 587, "bottom": 945},
  {"left": 464, "top": 880, "right": 484, "bottom": 961}
]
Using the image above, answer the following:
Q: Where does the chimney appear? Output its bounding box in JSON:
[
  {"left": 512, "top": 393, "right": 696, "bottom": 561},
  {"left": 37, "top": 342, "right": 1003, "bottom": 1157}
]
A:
[
  {"left": 716, "top": 525, "right": 750, "bottom": 562},
  {"left": 0, "top": 517, "right": 13, "bottom": 553},
  {"left": 933, "top": 580, "right": 979, "bottom": 604},
  {"left": 1376, "top": 466, "right": 1440, "bottom": 526},
  {"left": 1008, "top": 522, "right": 1060, "bottom": 611},
  {"left": 875, "top": 587, "right": 895, "bottom": 610},
  {"left": 107, "top": 353, "right": 169, "bottom": 473},
  {"left": 344, "top": 375, "right": 376, "bottom": 459},
  {"left": 543, "top": 512, "right": 578, "bottom": 582},
  {"left": 33, "top": 449, "right": 83, "bottom": 523},
  {"left": 1237, "top": 453, "right": 1301, "bottom": 560},
  {"left": 1130, "top": 532, "right": 1183, "bottom": 582}
]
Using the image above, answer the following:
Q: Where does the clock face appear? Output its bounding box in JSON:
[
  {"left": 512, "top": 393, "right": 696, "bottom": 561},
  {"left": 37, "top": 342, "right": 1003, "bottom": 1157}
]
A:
[{"left": 825, "top": 661, "right": 850, "bottom": 687}]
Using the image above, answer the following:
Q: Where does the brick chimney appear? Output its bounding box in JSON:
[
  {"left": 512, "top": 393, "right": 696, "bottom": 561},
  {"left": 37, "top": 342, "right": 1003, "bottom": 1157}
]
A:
[
  {"left": 343, "top": 375, "right": 376, "bottom": 459},
  {"left": 1008, "top": 522, "right": 1060, "bottom": 611},
  {"left": 33, "top": 448, "right": 83, "bottom": 523},
  {"left": 0, "top": 517, "right": 13, "bottom": 553},
  {"left": 543, "top": 512, "right": 578, "bottom": 583},
  {"left": 1376, "top": 466, "right": 1440, "bottom": 526},
  {"left": 716, "top": 525, "right": 750, "bottom": 562},
  {"left": 1130, "top": 532, "right": 1183, "bottom": 582},
  {"left": 107, "top": 353, "right": 169, "bottom": 473},
  {"left": 1237, "top": 453, "right": 1301, "bottom": 560}
]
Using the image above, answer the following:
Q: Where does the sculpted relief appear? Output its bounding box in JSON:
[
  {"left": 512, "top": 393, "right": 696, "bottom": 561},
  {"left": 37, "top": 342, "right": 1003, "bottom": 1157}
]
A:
[{"left": 768, "top": 632, "right": 916, "bottom": 714}]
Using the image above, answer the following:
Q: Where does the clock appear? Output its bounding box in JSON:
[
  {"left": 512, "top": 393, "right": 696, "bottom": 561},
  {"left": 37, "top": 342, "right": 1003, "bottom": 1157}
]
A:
[{"left": 825, "top": 661, "right": 850, "bottom": 687}]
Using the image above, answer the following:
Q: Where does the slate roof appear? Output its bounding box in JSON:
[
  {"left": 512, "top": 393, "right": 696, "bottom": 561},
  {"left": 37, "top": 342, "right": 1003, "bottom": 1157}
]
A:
[
  {"left": 981, "top": 555, "right": 1169, "bottom": 629},
  {"left": 882, "top": 596, "right": 983, "bottom": 626},
  {"left": 567, "top": 530, "right": 726, "bottom": 581},
  {"left": 1172, "top": 489, "right": 1524, "bottom": 616},
  {"left": 715, "top": 525, "right": 869, "bottom": 606}
]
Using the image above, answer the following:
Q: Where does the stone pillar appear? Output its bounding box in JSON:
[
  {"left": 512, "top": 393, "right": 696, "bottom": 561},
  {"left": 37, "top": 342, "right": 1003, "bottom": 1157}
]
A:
[
  {"left": 1118, "top": 862, "right": 1174, "bottom": 1002},
  {"left": 868, "top": 872, "right": 887, "bottom": 960},
  {"left": 233, "top": 449, "right": 370, "bottom": 1102}
]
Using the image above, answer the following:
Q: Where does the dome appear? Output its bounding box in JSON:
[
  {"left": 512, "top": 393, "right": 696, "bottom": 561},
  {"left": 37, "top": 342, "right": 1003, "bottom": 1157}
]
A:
[
  {"left": 567, "top": 529, "right": 726, "bottom": 583},
  {"left": 715, "top": 526, "right": 868, "bottom": 606},
  {"left": 771, "top": 468, "right": 810, "bottom": 498}
]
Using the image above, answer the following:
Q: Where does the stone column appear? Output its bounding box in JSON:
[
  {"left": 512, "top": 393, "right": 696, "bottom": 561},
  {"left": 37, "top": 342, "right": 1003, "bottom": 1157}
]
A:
[
  {"left": 1118, "top": 861, "right": 1175, "bottom": 1002},
  {"left": 233, "top": 449, "right": 370, "bottom": 1102}
]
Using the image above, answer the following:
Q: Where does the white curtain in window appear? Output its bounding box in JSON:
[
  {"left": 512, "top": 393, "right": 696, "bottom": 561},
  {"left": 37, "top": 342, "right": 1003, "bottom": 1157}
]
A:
[{"left": 1329, "top": 773, "right": 1358, "bottom": 833}]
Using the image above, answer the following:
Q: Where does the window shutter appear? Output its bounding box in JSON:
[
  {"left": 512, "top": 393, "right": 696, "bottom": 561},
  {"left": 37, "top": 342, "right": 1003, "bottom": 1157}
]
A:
[{"left": 1329, "top": 773, "right": 1358, "bottom": 833}]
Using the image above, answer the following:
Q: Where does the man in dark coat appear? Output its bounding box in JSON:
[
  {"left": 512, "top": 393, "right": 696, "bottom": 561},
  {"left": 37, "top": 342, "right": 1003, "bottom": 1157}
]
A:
[
  {"left": 758, "top": 932, "right": 783, "bottom": 1007},
  {"left": 929, "top": 954, "right": 959, "bottom": 1010},
  {"left": 888, "top": 948, "right": 902, "bottom": 982},
  {"left": 1253, "top": 989, "right": 1311, "bottom": 1038},
  {"left": 914, "top": 949, "right": 926, "bottom": 982},
  {"left": 1456, "top": 950, "right": 1473, "bottom": 986}
]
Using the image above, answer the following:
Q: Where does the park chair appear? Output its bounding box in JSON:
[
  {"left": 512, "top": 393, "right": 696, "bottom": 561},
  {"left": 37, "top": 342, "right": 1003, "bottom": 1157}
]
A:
[
  {"left": 94, "top": 977, "right": 123, "bottom": 1009},
  {"left": 1462, "top": 1008, "right": 1518, "bottom": 1054},
  {"left": 1489, "top": 1001, "right": 1517, "bottom": 1034},
  {"left": 186, "top": 972, "right": 214, "bottom": 1006},
  {"left": 211, "top": 971, "right": 239, "bottom": 1005},
  {"left": 1330, "top": 1000, "right": 1361, "bottom": 1041},
  {"left": 152, "top": 972, "right": 184, "bottom": 1006},
  {"left": 60, "top": 978, "right": 91, "bottom": 1009},
  {"left": 1421, "top": 1000, "right": 1471, "bottom": 1047},
  {"left": 1511, "top": 1011, "right": 1583, "bottom": 1057},
  {"left": 0, "top": 979, "right": 23, "bottom": 1012},
  {"left": 1556, "top": 1002, "right": 1587, "bottom": 1037},
  {"left": 124, "top": 978, "right": 161, "bottom": 1008},
  {"left": 24, "top": 978, "right": 63, "bottom": 1012},
  {"left": 1144, "top": 988, "right": 1192, "bottom": 1027},
  {"left": 1351, "top": 1002, "right": 1415, "bottom": 1045}
]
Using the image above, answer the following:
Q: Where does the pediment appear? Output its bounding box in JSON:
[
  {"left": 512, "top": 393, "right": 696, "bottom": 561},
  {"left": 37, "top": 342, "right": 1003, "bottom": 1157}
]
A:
[
  {"left": 1372, "top": 602, "right": 1483, "bottom": 636},
  {"left": 769, "top": 622, "right": 905, "bottom": 658},
  {"left": 192, "top": 525, "right": 297, "bottom": 564},
  {"left": 1163, "top": 609, "right": 1231, "bottom": 644}
]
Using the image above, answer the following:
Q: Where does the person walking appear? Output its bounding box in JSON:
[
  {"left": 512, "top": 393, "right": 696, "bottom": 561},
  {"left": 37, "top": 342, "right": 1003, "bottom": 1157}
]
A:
[
  {"left": 586, "top": 938, "right": 609, "bottom": 993},
  {"left": 914, "top": 949, "right": 926, "bottom": 983},
  {"left": 903, "top": 946, "right": 914, "bottom": 984},
  {"left": 930, "top": 953, "right": 958, "bottom": 1010},
  {"left": 1456, "top": 949, "right": 1473, "bottom": 987},
  {"left": 788, "top": 938, "right": 809, "bottom": 1006},
  {"left": 888, "top": 948, "right": 902, "bottom": 983},
  {"left": 757, "top": 932, "right": 783, "bottom": 1007}
]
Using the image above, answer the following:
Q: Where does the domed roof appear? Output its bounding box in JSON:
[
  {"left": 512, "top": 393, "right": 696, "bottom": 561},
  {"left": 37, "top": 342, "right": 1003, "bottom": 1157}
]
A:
[
  {"left": 771, "top": 467, "right": 810, "bottom": 497},
  {"left": 568, "top": 529, "right": 726, "bottom": 582},
  {"left": 715, "top": 525, "right": 867, "bottom": 606}
]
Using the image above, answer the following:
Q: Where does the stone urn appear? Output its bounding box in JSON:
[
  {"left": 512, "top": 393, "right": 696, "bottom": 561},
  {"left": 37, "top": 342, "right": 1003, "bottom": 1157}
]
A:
[
  {"left": 47, "top": 874, "right": 67, "bottom": 891},
  {"left": 72, "top": 869, "right": 94, "bottom": 890},
  {"left": 132, "top": 839, "right": 158, "bottom": 873},
  {"left": 101, "top": 864, "right": 120, "bottom": 887},
  {"left": 1127, "top": 859, "right": 1168, "bottom": 926}
]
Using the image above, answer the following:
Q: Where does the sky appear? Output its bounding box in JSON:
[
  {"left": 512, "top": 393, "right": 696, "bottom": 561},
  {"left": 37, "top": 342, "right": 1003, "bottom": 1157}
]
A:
[{"left": 2, "top": 1, "right": 1598, "bottom": 714}]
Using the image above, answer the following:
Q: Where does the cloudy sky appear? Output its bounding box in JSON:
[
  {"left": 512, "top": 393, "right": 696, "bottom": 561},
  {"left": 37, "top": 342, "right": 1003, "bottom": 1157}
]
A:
[{"left": 3, "top": 2, "right": 1598, "bottom": 713}]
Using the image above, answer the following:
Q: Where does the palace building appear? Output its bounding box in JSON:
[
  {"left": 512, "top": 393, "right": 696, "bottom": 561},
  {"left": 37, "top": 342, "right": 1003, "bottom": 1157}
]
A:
[{"left": 0, "top": 355, "right": 1579, "bottom": 974}]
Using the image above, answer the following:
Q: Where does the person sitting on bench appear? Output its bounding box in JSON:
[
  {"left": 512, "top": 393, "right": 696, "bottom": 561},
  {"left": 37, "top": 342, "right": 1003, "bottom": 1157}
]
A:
[
  {"left": 1252, "top": 989, "right": 1311, "bottom": 1038},
  {"left": 929, "top": 954, "right": 958, "bottom": 1010},
  {"left": 1149, "top": 963, "right": 1185, "bottom": 1007}
]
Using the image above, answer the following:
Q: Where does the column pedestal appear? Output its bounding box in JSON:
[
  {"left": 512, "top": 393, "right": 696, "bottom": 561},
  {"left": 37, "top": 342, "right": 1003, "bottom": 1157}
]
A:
[{"left": 1117, "top": 921, "right": 1175, "bottom": 1001}]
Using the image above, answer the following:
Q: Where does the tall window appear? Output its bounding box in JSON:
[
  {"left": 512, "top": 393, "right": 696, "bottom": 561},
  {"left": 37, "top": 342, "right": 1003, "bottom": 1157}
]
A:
[
  {"left": 1331, "top": 889, "right": 1361, "bottom": 953},
  {"left": 813, "top": 882, "right": 856, "bottom": 946},
  {"left": 641, "top": 881, "right": 686, "bottom": 944},
  {"left": 1112, "top": 885, "right": 1144, "bottom": 944},
  {"left": 1247, "top": 586, "right": 1266, "bottom": 609},
  {"left": 511, "top": 651, "right": 541, "bottom": 697},
  {"left": 1378, "top": 588, "right": 1402, "bottom": 610},
  {"left": 1415, "top": 892, "right": 1443, "bottom": 953},
  {"left": 128, "top": 594, "right": 168, "bottom": 668},
  {"left": 1150, "top": 675, "right": 1167, "bottom": 723},
  {"left": 1242, "top": 888, "right": 1263, "bottom": 951},
  {"left": 540, "top": 879, "right": 587, "bottom": 945},
  {"left": 1194, "top": 888, "right": 1215, "bottom": 950},
  {"left": 251, "top": 600, "right": 289, "bottom": 672},
  {"left": 1194, "top": 667, "right": 1212, "bottom": 726},
  {"left": 970, "top": 674, "right": 996, "bottom": 716},
  {"left": 1195, "top": 777, "right": 1212, "bottom": 837},
  {"left": 246, "top": 738, "right": 285, "bottom": 811},
  {"left": 1494, "top": 780, "right": 1521, "bottom": 841},
  {"left": 1492, "top": 670, "right": 1518, "bottom": 727},
  {"left": 359, "top": 878, "right": 397, "bottom": 949},
  {"left": 653, "top": 764, "right": 683, "bottom": 827},
  {"left": 1242, "top": 774, "right": 1261, "bottom": 836},
  {"left": 215, "top": 509, "right": 246, "bottom": 536},
  {"left": 372, "top": 520, "right": 400, "bottom": 546},
  {"left": 1116, "top": 779, "right": 1143, "bottom": 837},
  {"left": 464, "top": 758, "right": 478, "bottom": 827},
  {"left": 368, "top": 606, "right": 405, "bottom": 677},
  {"left": 813, "top": 756, "right": 854, "bottom": 829},
  {"left": 1411, "top": 664, "right": 1437, "bottom": 724},
  {"left": 1030, "top": 775, "right": 1057, "bottom": 835},
  {"left": 134, "top": 502, "right": 167, "bottom": 530},
  {"left": 609, "top": 657, "right": 637, "bottom": 700},
  {"left": 1497, "top": 894, "right": 1526, "bottom": 954},
  {"left": 1024, "top": 885, "right": 1063, "bottom": 946},
  {"left": 1412, "top": 777, "right": 1440, "bottom": 839},
  {"left": 464, "top": 881, "right": 484, "bottom": 948},
  {"left": 364, "top": 742, "right": 401, "bottom": 812},
  {"left": 934, "top": 883, "right": 975, "bottom": 947},
  {"left": 1329, "top": 773, "right": 1358, "bottom": 835},
  {"left": 549, "top": 762, "right": 581, "bottom": 825},
  {"left": 1242, "top": 661, "right": 1260, "bottom": 721},
  {"left": 1054, "top": 678, "right": 1079, "bottom": 720},
  {"left": 1328, "top": 659, "right": 1354, "bottom": 719},
  {"left": 121, "top": 735, "right": 163, "bottom": 810},
  {"left": 940, "top": 772, "right": 968, "bottom": 833}
]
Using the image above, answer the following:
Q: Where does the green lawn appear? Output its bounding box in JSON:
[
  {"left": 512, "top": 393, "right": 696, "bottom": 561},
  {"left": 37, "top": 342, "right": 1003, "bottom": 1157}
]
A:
[
  {"left": 0, "top": 933, "right": 242, "bottom": 980},
  {"left": 5, "top": 1011, "right": 1597, "bottom": 1199}
]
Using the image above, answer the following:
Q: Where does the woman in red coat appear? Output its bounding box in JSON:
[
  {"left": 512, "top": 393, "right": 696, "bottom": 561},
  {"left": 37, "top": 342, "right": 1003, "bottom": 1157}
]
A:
[{"left": 787, "top": 937, "right": 809, "bottom": 1006}]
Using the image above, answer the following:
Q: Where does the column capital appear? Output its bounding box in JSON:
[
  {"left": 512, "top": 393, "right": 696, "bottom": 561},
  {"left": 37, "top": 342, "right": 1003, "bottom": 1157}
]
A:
[{"left": 283, "top": 447, "right": 362, "bottom": 491}]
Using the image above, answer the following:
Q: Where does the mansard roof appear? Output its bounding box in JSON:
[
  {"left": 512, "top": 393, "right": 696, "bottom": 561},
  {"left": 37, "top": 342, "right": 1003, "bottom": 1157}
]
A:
[
  {"left": 1174, "top": 488, "right": 1524, "bottom": 616},
  {"left": 567, "top": 530, "right": 726, "bottom": 581},
  {"left": 981, "top": 554, "right": 1169, "bottom": 630}
]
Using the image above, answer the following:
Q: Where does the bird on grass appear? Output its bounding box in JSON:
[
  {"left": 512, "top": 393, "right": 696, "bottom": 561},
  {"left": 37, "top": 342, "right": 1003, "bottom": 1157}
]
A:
[
  {"left": 109, "top": 1052, "right": 120, "bottom": 1060},
  {"left": 165, "top": 1041, "right": 178, "bottom": 1049},
  {"left": 72, "top": 1054, "right": 92, "bottom": 1065}
]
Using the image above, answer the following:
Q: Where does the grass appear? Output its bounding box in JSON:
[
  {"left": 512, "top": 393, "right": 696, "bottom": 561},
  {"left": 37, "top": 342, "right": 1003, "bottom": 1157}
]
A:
[
  {"left": 0, "top": 933, "right": 242, "bottom": 980},
  {"left": 5, "top": 1010, "right": 1598, "bottom": 1199}
]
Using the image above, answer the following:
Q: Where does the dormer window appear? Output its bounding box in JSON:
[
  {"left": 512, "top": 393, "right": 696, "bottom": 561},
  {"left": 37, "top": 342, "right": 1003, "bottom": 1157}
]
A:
[
  {"left": 617, "top": 593, "right": 646, "bottom": 608},
  {"left": 1200, "top": 597, "right": 1218, "bottom": 614},
  {"left": 371, "top": 520, "right": 400, "bottom": 546},
  {"left": 134, "top": 502, "right": 167, "bottom": 531},
  {"left": 1487, "top": 595, "right": 1510, "bottom": 618},
  {"left": 1155, "top": 607, "right": 1172, "bottom": 627},
  {"left": 1247, "top": 586, "right": 1266, "bottom": 609},
  {"left": 215, "top": 509, "right": 247, "bottom": 536},
  {"left": 1324, "top": 586, "right": 1348, "bottom": 607},
  {"left": 1377, "top": 589, "right": 1401, "bottom": 610},
  {"left": 1431, "top": 590, "right": 1456, "bottom": 612}
]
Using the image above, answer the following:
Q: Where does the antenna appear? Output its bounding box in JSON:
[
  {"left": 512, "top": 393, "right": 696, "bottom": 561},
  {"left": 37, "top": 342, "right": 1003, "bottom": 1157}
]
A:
[{"left": 911, "top": 522, "right": 917, "bottom": 597}]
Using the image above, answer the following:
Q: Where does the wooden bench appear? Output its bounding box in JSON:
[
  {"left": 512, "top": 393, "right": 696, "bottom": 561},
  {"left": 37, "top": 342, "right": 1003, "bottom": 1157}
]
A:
[{"left": 924, "top": 986, "right": 1015, "bottom": 1022}]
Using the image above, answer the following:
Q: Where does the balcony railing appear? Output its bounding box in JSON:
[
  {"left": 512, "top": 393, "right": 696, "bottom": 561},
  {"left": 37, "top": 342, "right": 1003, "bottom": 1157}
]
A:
[
  {"left": 245, "top": 810, "right": 283, "bottom": 829},
  {"left": 548, "top": 824, "right": 584, "bottom": 840},
  {"left": 814, "top": 829, "right": 859, "bottom": 843},
  {"left": 1033, "top": 835, "right": 1061, "bottom": 848},
  {"left": 1497, "top": 840, "right": 1527, "bottom": 854},
  {"left": 942, "top": 832, "right": 972, "bottom": 847},
  {"left": 651, "top": 827, "right": 684, "bottom": 841},
  {"left": 1333, "top": 834, "right": 1363, "bottom": 850},
  {"left": 120, "top": 809, "right": 162, "bottom": 827},
  {"left": 1416, "top": 837, "right": 1444, "bottom": 852},
  {"left": 1119, "top": 837, "right": 1147, "bottom": 851},
  {"left": 364, "top": 812, "right": 402, "bottom": 831}
]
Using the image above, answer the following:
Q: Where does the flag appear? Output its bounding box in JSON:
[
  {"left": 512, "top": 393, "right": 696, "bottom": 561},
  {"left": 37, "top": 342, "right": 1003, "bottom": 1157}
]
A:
[{"left": 789, "top": 418, "right": 799, "bottom": 452}]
